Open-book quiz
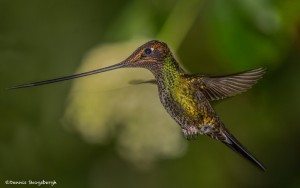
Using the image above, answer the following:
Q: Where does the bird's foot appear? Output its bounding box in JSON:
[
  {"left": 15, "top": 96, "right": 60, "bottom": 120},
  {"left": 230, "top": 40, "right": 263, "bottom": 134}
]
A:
[{"left": 182, "top": 126, "right": 199, "bottom": 140}]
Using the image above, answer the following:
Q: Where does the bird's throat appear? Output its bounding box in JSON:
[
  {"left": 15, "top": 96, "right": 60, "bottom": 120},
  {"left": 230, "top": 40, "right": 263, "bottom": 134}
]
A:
[{"left": 162, "top": 57, "right": 182, "bottom": 93}]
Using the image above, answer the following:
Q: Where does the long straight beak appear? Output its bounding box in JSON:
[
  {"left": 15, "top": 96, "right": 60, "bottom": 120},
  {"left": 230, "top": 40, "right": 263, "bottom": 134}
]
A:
[{"left": 8, "top": 62, "right": 126, "bottom": 90}]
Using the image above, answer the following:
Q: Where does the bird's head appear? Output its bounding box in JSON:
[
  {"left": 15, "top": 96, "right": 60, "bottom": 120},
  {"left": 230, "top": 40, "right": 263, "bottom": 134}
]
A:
[{"left": 121, "top": 40, "right": 172, "bottom": 68}]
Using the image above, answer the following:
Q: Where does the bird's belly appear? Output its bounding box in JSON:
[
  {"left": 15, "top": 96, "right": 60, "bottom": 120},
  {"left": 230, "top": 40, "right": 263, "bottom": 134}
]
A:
[
  {"left": 159, "top": 90, "right": 220, "bottom": 136},
  {"left": 159, "top": 91, "right": 200, "bottom": 128}
]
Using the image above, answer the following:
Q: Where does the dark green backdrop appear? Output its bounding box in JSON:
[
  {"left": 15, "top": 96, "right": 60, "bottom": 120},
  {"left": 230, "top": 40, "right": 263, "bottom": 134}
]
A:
[{"left": 1, "top": 0, "right": 300, "bottom": 187}]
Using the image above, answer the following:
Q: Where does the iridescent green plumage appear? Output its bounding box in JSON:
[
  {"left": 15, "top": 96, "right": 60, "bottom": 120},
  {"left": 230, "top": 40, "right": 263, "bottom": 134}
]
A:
[{"left": 9, "top": 40, "right": 266, "bottom": 171}]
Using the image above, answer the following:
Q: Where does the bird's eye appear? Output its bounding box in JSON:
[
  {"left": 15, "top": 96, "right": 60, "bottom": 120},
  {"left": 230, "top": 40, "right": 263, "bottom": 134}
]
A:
[{"left": 144, "top": 48, "right": 153, "bottom": 55}]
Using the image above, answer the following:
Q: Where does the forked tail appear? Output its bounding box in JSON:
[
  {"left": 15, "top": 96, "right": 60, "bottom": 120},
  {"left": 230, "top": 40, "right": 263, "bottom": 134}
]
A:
[{"left": 223, "top": 130, "right": 266, "bottom": 171}]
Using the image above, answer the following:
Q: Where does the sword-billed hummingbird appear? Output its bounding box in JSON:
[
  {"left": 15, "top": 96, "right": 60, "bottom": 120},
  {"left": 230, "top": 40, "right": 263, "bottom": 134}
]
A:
[{"left": 9, "top": 40, "right": 266, "bottom": 171}]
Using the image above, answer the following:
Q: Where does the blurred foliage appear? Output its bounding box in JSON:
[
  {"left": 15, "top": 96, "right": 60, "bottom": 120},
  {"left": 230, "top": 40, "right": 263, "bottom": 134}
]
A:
[{"left": 1, "top": 0, "right": 300, "bottom": 188}]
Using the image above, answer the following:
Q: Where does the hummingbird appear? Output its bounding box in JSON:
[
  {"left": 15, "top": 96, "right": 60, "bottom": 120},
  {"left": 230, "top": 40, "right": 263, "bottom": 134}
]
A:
[{"left": 9, "top": 40, "right": 266, "bottom": 171}]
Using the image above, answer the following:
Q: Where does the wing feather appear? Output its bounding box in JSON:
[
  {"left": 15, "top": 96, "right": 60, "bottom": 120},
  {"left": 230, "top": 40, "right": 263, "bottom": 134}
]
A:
[{"left": 192, "top": 68, "right": 266, "bottom": 101}]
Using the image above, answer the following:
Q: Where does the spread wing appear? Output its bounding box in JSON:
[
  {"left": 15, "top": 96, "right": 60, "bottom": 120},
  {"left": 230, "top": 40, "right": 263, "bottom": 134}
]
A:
[{"left": 192, "top": 68, "right": 266, "bottom": 101}]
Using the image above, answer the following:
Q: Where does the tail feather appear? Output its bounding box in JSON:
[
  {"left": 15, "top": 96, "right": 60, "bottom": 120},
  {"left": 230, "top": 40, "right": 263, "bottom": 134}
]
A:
[{"left": 223, "top": 130, "right": 266, "bottom": 171}]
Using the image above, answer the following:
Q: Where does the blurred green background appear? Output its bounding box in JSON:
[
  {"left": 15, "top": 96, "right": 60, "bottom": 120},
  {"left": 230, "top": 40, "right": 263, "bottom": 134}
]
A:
[{"left": 1, "top": 0, "right": 300, "bottom": 187}]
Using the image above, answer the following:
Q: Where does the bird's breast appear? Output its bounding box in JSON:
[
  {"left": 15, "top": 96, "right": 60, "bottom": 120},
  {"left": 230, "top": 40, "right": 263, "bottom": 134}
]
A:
[{"left": 158, "top": 80, "right": 200, "bottom": 122}]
